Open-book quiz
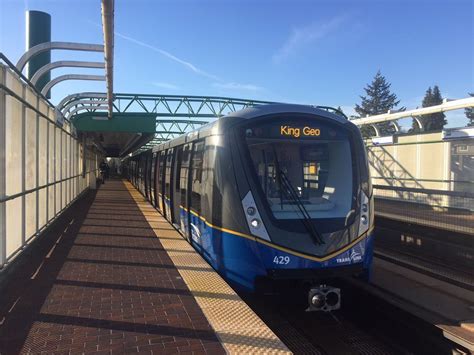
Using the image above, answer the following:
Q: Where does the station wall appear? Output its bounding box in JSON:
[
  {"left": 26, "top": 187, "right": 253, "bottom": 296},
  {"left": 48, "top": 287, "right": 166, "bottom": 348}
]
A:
[{"left": 0, "top": 64, "right": 101, "bottom": 269}]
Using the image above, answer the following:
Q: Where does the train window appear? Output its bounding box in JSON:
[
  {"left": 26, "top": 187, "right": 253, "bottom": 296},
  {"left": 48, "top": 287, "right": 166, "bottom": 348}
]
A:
[
  {"left": 190, "top": 141, "right": 205, "bottom": 214},
  {"left": 146, "top": 152, "right": 152, "bottom": 199},
  {"left": 151, "top": 152, "right": 157, "bottom": 205},
  {"left": 165, "top": 149, "right": 173, "bottom": 198},
  {"left": 158, "top": 150, "right": 166, "bottom": 211},
  {"left": 175, "top": 146, "right": 183, "bottom": 191},
  {"left": 157, "top": 151, "right": 164, "bottom": 190},
  {"left": 180, "top": 144, "right": 192, "bottom": 208}
]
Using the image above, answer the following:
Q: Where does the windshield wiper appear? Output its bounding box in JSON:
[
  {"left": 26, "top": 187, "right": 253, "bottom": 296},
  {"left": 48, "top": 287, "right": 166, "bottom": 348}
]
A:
[
  {"left": 271, "top": 145, "right": 324, "bottom": 246},
  {"left": 279, "top": 170, "right": 325, "bottom": 245}
]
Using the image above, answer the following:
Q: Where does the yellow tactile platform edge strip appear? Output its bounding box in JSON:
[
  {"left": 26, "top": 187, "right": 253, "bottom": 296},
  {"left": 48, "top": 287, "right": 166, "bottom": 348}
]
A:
[{"left": 124, "top": 181, "right": 291, "bottom": 354}]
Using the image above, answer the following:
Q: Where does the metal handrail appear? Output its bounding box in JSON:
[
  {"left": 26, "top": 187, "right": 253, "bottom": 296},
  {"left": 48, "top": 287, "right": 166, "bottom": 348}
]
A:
[
  {"left": 373, "top": 184, "right": 474, "bottom": 198},
  {"left": 372, "top": 177, "right": 473, "bottom": 184}
]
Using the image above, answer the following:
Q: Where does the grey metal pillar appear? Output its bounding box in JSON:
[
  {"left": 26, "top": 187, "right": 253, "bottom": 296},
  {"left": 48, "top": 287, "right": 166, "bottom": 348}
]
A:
[{"left": 26, "top": 10, "right": 51, "bottom": 97}]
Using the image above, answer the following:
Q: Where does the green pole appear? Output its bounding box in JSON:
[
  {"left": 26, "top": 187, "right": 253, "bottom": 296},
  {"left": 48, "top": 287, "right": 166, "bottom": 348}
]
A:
[{"left": 26, "top": 10, "right": 51, "bottom": 98}]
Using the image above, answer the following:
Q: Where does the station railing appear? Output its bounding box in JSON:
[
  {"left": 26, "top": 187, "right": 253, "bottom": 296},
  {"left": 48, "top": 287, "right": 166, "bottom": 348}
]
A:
[
  {"left": 373, "top": 183, "right": 474, "bottom": 235},
  {"left": 0, "top": 54, "right": 102, "bottom": 270}
]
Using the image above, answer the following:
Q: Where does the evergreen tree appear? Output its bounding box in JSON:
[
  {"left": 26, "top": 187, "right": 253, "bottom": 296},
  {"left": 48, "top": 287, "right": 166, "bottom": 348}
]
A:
[
  {"left": 336, "top": 106, "right": 345, "bottom": 117},
  {"left": 412, "top": 85, "right": 446, "bottom": 132},
  {"left": 466, "top": 93, "right": 474, "bottom": 126},
  {"left": 354, "top": 71, "right": 405, "bottom": 137}
]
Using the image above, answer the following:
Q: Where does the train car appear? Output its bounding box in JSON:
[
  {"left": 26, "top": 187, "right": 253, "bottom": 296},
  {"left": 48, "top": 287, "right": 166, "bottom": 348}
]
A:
[{"left": 126, "top": 104, "right": 374, "bottom": 311}]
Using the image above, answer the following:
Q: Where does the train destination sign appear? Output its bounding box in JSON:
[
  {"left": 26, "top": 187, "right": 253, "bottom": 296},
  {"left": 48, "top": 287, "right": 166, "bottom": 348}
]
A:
[{"left": 280, "top": 125, "right": 321, "bottom": 138}]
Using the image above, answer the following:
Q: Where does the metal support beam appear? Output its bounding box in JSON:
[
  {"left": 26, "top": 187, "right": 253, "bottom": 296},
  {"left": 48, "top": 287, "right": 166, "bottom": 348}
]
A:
[
  {"left": 101, "top": 0, "right": 114, "bottom": 119},
  {"left": 16, "top": 42, "right": 104, "bottom": 72},
  {"left": 352, "top": 97, "right": 474, "bottom": 126},
  {"left": 370, "top": 124, "right": 380, "bottom": 137},
  {"left": 31, "top": 61, "right": 105, "bottom": 85},
  {"left": 391, "top": 120, "right": 401, "bottom": 132},
  {"left": 412, "top": 116, "right": 424, "bottom": 131},
  {"left": 41, "top": 74, "right": 105, "bottom": 96}
]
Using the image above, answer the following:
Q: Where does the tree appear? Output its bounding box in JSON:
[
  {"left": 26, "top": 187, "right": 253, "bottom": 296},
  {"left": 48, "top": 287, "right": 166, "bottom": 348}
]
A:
[
  {"left": 354, "top": 71, "right": 405, "bottom": 137},
  {"left": 412, "top": 85, "right": 446, "bottom": 132},
  {"left": 466, "top": 93, "right": 474, "bottom": 126},
  {"left": 336, "top": 106, "right": 345, "bottom": 117}
]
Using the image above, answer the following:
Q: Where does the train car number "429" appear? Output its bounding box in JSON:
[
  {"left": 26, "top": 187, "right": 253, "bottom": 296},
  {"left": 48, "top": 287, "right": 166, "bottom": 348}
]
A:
[{"left": 273, "top": 256, "right": 290, "bottom": 265}]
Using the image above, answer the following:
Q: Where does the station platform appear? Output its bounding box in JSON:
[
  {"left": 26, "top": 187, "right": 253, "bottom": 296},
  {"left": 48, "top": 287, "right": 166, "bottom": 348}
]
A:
[{"left": 0, "top": 180, "right": 289, "bottom": 354}]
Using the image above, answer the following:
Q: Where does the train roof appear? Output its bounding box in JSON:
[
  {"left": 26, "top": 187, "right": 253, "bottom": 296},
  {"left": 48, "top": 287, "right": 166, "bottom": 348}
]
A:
[{"left": 151, "top": 103, "right": 349, "bottom": 153}]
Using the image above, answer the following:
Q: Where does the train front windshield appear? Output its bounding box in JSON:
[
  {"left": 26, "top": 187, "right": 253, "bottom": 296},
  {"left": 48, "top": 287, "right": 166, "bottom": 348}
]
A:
[
  {"left": 242, "top": 117, "right": 360, "bottom": 251},
  {"left": 247, "top": 141, "right": 352, "bottom": 219}
]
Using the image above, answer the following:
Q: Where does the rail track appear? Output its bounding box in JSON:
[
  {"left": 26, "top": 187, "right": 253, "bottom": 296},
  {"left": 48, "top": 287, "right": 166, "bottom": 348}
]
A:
[{"left": 239, "top": 274, "right": 468, "bottom": 354}]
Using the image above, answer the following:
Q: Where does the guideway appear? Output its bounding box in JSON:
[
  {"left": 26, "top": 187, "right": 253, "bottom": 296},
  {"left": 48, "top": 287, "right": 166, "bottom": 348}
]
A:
[{"left": 0, "top": 180, "right": 289, "bottom": 354}]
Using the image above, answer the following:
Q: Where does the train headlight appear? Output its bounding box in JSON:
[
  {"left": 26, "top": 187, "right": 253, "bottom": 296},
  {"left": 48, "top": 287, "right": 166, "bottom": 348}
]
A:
[
  {"left": 250, "top": 218, "right": 261, "bottom": 229},
  {"left": 311, "top": 293, "right": 325, "bottom": 308},
  {"left": 247, "top": 207, "right": 256, "bottom": 216},
  {"left": 362, "top": 203, "right": 368, "bottom": 213},
  {"left": 361, "top": 215, "right": 367, "bottom": 225}
]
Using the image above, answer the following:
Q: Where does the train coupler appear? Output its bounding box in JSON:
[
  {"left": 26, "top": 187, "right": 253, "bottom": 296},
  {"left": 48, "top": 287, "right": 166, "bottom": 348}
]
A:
[{"left": 306, "top": 285, "right": 341, "bottom": 312}]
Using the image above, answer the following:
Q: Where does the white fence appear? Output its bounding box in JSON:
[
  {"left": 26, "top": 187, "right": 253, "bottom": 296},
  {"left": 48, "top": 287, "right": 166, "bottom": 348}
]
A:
[{"left": 0, "top": 63, "right": 101, "bottom": 269}]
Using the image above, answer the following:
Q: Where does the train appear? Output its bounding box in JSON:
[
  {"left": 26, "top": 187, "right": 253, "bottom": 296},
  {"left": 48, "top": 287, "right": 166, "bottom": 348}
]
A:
[{"left": 124, "top": 104, "right": 374, "bottom": 311}]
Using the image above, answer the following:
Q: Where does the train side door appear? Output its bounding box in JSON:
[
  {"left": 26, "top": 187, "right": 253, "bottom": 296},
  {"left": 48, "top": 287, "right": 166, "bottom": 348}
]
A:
[
  {"left": 158, "top": 150, "right": 166, "bottom": 214},
  {"left": 179, "top": 144, "right": 192, "bottom": 240},
  {"left": 150, "top": 152, "right": 157, "bottom": 207},
  {"left": 189, "top": 140, "right": 205, "bottom": 249},
  {"left": 172, "top": 146, "right": 183, "bottom": 227},
  {"left": 144, "top": 153, "right": 150, "bottom": 200},
  {"left": 164, "top": 148, "right": 174, "bottom": 222}
]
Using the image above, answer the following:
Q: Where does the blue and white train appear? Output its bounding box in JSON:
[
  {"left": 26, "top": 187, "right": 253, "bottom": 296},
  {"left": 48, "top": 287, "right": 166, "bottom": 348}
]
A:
[{"left": 126, "top": 104, "right": 374, "bottom": 311}]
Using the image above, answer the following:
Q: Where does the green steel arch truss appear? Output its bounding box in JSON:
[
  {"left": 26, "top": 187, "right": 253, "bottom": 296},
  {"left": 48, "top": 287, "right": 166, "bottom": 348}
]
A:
[{"left": 59, "top": 92, "right": 277, "bottom": 148}]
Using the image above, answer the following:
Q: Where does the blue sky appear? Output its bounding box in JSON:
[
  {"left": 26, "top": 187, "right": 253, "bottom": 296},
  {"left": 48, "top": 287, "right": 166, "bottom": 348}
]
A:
[{"left": 1, "top": 0, "right": 473, "bottom": 126}]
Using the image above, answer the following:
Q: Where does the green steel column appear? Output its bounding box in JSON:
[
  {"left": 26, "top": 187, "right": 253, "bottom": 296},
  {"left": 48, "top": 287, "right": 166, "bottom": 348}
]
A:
[{"left": 26, "top": 10, "right": 51, "bottom": 98}]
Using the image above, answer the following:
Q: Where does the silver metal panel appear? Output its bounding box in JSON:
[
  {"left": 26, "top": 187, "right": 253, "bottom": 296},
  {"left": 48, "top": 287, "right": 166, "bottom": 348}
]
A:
[
  {"left": 241, "top": 190, "right": 271, "bottom": 242},
  {"left": 358, "top": 191, "right": 370, "bottom": 236}
]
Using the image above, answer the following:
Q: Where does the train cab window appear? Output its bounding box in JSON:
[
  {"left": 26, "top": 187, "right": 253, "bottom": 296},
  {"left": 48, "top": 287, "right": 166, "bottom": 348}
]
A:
[
  {"left": 243, "top": 119, "right": 354, "bottom": 220},
  {"left": 190, "top": 141, "right": 205, "bottom": 214}
]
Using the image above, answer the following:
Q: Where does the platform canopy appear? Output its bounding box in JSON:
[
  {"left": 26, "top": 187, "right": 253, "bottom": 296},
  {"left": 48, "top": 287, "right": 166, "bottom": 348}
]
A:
[{"left": 72, "top": 111, "right": 156, "bottom": 157}]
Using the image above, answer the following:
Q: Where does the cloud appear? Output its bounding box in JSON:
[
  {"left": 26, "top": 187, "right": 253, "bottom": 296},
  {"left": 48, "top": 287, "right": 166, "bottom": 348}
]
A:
[
  {"left": 115, "top": 30, "right": 221, "bottom": 81},
  {"left": 110, "top": 28, "right": 265, "bottom": 94},
  {"left": 212, "top": 82, "right": 264, "bottom": 92},
  {"left": 273, "top": 15, "right": 347, "bottom": 63},
  {"left": 152, "top": 82, "right": 179, "bottom": 90}
]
